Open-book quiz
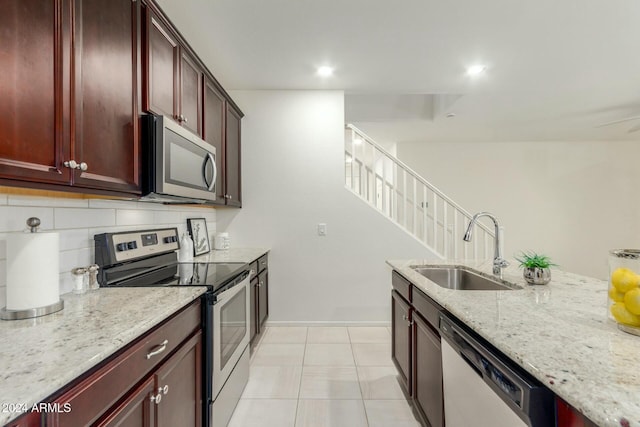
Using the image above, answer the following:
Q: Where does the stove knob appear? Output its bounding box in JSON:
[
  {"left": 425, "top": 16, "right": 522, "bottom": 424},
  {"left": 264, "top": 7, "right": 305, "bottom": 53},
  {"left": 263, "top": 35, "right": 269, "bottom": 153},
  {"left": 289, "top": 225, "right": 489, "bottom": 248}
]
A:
[
  {"left": 163, "top": 237, "right": 171, "bottom": 244},
  {"left": 116, "top": 243, "right": 127, "bottom": 252},
  {"left": 127, "top": 241, "right": 137, "bottom": 250}
]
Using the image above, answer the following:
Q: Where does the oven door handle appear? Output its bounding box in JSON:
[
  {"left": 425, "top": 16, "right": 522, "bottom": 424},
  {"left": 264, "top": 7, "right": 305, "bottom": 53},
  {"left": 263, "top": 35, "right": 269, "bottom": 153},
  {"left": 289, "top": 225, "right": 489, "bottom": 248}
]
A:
[{"left": 215, "top": 277, "right": 249, "bottom": 304}]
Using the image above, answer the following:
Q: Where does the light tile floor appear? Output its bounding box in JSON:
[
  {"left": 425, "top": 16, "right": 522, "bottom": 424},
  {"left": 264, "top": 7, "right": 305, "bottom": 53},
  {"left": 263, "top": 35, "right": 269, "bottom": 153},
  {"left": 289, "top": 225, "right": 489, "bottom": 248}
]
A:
[{"left": 228, "top": 326, "right": 422, "bottom": 427}]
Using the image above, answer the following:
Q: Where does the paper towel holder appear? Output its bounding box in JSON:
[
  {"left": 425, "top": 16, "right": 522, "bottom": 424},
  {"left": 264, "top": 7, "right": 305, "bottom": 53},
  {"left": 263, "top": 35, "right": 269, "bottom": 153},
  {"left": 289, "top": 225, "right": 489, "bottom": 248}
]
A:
[{"left": 1, "top": 217, "right": 65, "bottom": 320}]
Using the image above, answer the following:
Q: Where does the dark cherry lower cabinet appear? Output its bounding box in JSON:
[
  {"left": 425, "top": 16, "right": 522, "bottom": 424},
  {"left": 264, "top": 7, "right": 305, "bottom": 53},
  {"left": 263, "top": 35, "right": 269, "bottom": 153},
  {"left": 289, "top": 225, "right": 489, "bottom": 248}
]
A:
[
  {"left": 413, "top": 313, "right": 443, "bottom": 427},
  {"left": 42, "top": 301, "right": 201, "bottom": 427},
  {"left": 4, "top": 412, "right": 41, "bottom": 427},
  {"left": 391, "top": 272, "right": 444, "bottom": 427},
  {"left": 391, "top": 290, "right": 412, "bottom": 392},
  {"left": 250, "top": 254, "right": 269, "bottom": 347}
]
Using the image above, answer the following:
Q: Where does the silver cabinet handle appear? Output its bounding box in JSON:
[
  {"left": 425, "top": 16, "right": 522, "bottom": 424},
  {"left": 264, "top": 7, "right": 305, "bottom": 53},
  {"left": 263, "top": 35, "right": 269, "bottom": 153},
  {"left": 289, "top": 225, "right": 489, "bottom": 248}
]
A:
[
  {"left": 182, "top": 116, "right": 188, "bottom": 123},
  {"left": 162, "top": 385, "right": 169, "bottom": 395},
  {"left": 402, "top": 315, "right": 408, "bottom": 321},
  {"left": 258, "top": 281, "right": 263, "bottom": 287},
  {"left": 63, "top": 160, "right": 88, "bottom": 171},
  {"left": 250, "top": 269, "right": 256, "bottom": 275},
  {"left": 146, "top": 339, "right": 168, "bottom": 359},
  {"left": 150, "top": 393, "right": 162, "bottom": 404},
  {"left": 63, "top": 160, "right": 78, "bottom": 169},
  {"left": 260, "top": 261, "right": 267, "bottom": 267}
]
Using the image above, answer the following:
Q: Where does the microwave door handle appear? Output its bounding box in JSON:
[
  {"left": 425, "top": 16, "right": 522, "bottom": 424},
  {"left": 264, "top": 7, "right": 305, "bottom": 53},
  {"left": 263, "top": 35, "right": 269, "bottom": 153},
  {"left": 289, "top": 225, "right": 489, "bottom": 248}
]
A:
[
  {"left": 210, "top": 153, "right": 218, "bottom": 192},
  {"left": 202, "top": 153, "right": 216, "bottom": 191}
]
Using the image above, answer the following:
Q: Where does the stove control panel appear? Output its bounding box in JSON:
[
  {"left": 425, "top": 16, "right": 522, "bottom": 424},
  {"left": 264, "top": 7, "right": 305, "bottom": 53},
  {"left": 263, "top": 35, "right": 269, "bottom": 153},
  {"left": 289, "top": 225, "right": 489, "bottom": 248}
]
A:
[{"left": 94, "top": 227, "right": 180, "bottom": 266}]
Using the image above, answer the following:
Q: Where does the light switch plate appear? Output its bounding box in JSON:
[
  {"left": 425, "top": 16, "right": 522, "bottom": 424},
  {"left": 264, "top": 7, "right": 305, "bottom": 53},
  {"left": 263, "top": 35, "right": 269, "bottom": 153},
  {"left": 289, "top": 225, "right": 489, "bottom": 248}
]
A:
[{"left": 317, "top": 223, "right": 327, "bottom": 236}]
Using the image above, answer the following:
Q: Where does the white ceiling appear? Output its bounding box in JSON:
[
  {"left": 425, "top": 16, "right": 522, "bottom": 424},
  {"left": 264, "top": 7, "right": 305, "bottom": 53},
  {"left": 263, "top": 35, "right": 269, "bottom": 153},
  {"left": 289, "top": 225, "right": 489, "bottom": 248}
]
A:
[{"left": 157, "top": 0, "right": 640, "bottom": 142}]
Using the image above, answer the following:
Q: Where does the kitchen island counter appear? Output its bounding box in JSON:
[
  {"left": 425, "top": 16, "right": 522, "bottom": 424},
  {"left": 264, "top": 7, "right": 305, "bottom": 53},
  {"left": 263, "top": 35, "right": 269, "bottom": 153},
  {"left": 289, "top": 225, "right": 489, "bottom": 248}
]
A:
[
  {"left": 0, "top": 286, "right": 206, "bottom": 425},
  {"left": 387, "top": 259, "right": 640, "bottom": 427}
]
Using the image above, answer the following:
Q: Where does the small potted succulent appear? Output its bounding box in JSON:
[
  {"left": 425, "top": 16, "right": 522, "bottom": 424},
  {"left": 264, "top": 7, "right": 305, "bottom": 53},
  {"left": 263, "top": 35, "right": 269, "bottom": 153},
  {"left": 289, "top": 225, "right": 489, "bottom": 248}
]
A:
[{"left": 516, "top": 252, "right": 556, "bottom": 285}]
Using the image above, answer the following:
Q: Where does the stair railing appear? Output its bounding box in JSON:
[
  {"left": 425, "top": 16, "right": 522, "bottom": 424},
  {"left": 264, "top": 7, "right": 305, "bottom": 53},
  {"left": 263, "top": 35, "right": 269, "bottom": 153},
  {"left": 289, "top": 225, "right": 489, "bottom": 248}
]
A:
[{"left": 345, "top": 124, "right": 495, "bottom": 260}]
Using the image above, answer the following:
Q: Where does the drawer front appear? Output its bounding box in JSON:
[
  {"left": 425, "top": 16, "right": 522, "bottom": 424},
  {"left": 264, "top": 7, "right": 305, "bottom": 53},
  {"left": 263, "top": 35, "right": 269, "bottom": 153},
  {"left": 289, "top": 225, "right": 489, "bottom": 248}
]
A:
[
  {"left": 257, "top": 253, "right": 268, "bottom": 273},
  {"left": 413, "top": 288, "right": 442, "bottom": 329},
  {"left": 47, "top": 299, "right": 201, "bottom": 427},
  {"left": 392, "top": 271, "right": 412, "bottom": 303}
]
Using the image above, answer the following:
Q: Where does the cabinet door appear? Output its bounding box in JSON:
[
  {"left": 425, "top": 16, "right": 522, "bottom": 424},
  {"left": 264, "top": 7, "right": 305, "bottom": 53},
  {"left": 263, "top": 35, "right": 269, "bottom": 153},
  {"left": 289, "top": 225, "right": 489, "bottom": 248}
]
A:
[
  {"left": 72, "top": 0, "right": 141, "bottom": 194},
  {"left": 257, "top": 270, "right": 269, "bottom": 331},
  {"left": 250, "top": 276, "right": 258, "bottom": 343},
  {"left": 144, "top": 10, "right": 178, "bottom": 120},
  {"left": 203, "top": 77, "right": 225, "bottom": 201},
  {"left": 0, "top": 0, "right": 71, "bottom": 186},
  {"left": 94, "top": 376, "right": 155, "bottom": 427},
  {"left": 179, "top": 52, "right": 202, "bottom": 136},
  {"left": 5, "top": 412, "right": 41, "bottom": 427},
  {"left": 224, "top": 104, "right": 242, "bottom": 207},
  {"left": 391, "top": 290, "right": 411, "bottom": 394},
  {"left": 155, "top": 331, "right": 202, "bottom": 427},
  {"left": 413, "top": 313, "right": 443, "bottom": 427}
]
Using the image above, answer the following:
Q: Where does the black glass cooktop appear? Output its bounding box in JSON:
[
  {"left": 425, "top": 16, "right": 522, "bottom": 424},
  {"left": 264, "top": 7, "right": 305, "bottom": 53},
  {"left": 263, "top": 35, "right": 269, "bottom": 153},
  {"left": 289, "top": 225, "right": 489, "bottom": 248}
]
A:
[{"left": 102, "top": 261, "right": 249, "bottom": 294}]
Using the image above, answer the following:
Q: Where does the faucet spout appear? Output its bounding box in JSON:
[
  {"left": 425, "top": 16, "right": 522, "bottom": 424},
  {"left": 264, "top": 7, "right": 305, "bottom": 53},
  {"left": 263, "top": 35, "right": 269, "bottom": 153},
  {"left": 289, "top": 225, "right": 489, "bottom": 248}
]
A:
[{"left": 463, "top": 212, "right": 508, "bottom": 275}]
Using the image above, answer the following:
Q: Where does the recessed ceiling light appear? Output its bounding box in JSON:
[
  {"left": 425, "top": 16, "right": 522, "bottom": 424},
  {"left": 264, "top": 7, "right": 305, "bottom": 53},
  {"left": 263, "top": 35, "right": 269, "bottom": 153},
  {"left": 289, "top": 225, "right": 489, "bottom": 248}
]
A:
[
  {"left": 317, "top": 66, "right": 334, "bottom": 77},
  {"left": 466, "top": 65, "right": 486, "bottom": 76}
]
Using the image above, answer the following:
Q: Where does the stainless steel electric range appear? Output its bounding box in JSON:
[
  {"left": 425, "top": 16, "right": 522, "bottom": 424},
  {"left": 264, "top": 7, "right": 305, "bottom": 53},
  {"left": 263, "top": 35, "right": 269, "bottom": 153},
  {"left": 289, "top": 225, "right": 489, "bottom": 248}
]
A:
[{"left": 94, "top": 227, "right": 250, "bottom": 427}]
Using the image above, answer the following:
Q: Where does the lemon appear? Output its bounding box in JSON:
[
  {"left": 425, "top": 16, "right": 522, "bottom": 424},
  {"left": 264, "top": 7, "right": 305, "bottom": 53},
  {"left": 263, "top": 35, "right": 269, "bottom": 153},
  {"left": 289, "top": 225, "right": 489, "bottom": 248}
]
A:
[
  {"left": 610, "top": 302, "right": 640, "bottom": 326},
  {"left": 624, "top": 288, "right": 640, "bottom": 315},
  {"left": 609, "top": 287, "right": 625, "bottom": 303},
  {"left": 611, "top": 268, "right": 640, "bottom": 293}
]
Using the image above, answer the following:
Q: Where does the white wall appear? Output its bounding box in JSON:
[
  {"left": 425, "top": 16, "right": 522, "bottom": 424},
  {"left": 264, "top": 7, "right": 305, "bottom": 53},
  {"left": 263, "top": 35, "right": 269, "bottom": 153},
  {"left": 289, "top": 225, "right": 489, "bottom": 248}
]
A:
[
  {"left": 216, "top": 91, "right": 436, "bottom": 324},
  {"left": 395, "top": 140, "right": 640, "bottom": 279},
  {"left": 0, "top": 194, "right": 217, "bottom": 307}
]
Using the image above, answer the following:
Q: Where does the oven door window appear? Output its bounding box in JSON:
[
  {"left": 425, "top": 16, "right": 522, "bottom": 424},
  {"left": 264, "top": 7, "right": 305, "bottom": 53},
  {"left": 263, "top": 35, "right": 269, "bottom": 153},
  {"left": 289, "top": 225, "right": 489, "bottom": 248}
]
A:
[{"left": 220, "top": 286, "right": 247, "bottom": 368}]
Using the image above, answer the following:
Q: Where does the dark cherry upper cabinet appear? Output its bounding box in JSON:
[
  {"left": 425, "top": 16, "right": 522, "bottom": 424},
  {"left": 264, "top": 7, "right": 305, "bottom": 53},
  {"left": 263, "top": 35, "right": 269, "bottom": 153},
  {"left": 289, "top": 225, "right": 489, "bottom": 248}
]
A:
[
  {"left": 72, "top": 0, "right": 141, "bottom": 193},
  {"left": 203, "top": 77, "right": 225, "bottom": 199},
  {"left": 179, "top": 52, "right": 203, "bottom": 136},
  {"left": 0, "top": 0, "right": 141, "bottom": 196},
  {"left": 143, "top": 6, "right": 203, "bottom": 137},
  {"left": 224, "top": 104, "right": 242, "bottom": 207},
  {"left": 144, "top": 9, "right": 179, "bottom": 120},
  {"left": 0, "top": 0, "right": 71, "bottom": 186}
]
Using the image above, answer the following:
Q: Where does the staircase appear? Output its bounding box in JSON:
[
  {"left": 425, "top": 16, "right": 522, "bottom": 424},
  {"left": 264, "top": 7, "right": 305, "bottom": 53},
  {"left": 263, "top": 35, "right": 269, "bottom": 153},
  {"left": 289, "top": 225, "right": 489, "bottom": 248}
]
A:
[{"left": 344, "top": 124, "right": 495, "bottom": 260}]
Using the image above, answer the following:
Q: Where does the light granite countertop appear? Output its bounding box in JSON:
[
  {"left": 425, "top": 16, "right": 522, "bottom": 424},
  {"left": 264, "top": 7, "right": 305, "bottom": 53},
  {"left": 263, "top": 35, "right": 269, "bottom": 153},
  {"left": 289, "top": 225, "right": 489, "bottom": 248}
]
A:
[
  {"left": 0, "top": 286, "right": 206, "bottom": 425},
  {"left": 195, "top": 247, "right": 269, "bottom": 263},
  {"left": 387, "top": 259, "right": 640, "bottom": 427}
]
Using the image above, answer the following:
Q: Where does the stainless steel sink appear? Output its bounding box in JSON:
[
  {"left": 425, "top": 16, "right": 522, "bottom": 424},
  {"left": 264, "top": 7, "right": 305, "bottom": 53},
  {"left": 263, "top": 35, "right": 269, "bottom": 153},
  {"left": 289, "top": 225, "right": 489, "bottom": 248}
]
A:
[{"left": 411, "top": 266, "right": 519, "bottom": 291}]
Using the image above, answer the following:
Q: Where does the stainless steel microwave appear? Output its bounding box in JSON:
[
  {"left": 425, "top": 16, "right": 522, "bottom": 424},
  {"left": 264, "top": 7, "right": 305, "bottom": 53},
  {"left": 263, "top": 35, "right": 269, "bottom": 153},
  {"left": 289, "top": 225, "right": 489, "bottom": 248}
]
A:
[{"left": 141, "top": 114, "right": 217, "bottom": 203}]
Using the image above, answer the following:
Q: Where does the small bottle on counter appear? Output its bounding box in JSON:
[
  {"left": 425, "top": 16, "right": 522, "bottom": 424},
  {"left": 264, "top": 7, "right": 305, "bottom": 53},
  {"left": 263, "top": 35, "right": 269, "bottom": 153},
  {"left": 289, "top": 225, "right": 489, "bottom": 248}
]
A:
[
  {"left": 87, "top": 264, "right": 100, "bottom": 291},
  {"left": 178, "top": 233, "right": 194, "bottom": 262},
  {"left": 71, "top": 267, "right": 87, "bottom": 294}
]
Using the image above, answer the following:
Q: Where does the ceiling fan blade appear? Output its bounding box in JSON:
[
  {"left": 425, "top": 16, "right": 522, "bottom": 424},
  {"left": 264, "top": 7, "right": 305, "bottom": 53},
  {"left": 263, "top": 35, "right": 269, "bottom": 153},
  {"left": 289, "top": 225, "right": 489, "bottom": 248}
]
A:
[{"left": 595, "top": 116, "right": 640, "bottom": 128}]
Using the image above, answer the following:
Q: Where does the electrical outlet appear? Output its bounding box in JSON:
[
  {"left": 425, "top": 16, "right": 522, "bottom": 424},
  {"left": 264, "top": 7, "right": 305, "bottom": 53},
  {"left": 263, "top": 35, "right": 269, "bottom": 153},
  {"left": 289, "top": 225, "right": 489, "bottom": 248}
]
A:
[{"left": 317, "top": 223, "right": 327, "bottom": 236}]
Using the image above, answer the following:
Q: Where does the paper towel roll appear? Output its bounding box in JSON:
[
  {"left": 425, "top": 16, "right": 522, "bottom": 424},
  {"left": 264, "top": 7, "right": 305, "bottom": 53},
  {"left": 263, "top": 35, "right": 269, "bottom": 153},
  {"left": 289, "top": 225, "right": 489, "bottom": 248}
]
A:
[{"left": 6, "top": 231, "right": 60, "bottom": 310}]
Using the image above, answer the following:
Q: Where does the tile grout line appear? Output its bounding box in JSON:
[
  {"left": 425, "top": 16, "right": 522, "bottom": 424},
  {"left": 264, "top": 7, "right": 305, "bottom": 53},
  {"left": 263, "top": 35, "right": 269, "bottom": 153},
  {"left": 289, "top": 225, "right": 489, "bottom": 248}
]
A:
[
  {"left": 293, "top": 327, "right": 309, "bottom": 426},
  {"left": 347, "top": 327, "right": 371, "bottom": 427}
]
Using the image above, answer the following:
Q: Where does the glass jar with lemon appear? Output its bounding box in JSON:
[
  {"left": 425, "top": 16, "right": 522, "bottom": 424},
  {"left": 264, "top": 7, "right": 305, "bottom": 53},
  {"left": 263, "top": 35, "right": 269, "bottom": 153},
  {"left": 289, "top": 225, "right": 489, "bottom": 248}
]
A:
[{"left": 609, "top": 249, "right": 640, "bottom": 336}]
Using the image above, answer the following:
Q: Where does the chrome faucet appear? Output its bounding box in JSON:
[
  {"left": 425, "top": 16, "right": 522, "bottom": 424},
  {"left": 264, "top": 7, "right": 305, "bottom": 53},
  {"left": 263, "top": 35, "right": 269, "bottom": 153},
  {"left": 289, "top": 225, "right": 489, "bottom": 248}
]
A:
[{"left": 463, "top": 212, "right": 509, "bottom": 275}]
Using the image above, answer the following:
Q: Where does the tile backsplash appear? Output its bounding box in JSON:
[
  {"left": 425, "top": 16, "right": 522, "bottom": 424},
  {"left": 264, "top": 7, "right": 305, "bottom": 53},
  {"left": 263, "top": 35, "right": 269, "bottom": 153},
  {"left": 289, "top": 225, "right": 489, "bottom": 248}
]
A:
[{"left": 0, "top": 194, "right": 217, "bottom": 308}]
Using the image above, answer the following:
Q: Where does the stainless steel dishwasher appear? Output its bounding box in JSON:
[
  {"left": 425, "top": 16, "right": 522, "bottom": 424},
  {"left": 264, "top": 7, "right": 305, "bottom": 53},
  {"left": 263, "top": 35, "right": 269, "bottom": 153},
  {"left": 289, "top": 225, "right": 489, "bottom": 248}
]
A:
[{"left": 439, "top": 313, "right": 554, "bottom": 427}]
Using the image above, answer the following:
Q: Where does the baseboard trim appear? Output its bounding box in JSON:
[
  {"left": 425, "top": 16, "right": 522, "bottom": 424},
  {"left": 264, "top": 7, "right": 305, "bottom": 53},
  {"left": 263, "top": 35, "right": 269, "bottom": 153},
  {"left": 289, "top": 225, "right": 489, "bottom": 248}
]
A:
[{"left": 265, "top": 320, "right": 392, "bottom": 327}]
